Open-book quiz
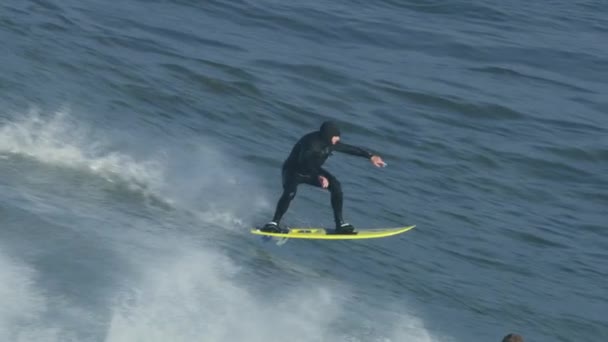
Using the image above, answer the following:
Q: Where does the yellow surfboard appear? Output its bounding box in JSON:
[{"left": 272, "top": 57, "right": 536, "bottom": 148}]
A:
[{"left": 250, "top": 225, "right": 415, "bottom": 240}]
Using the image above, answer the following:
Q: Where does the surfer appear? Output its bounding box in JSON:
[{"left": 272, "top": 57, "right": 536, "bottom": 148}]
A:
[
  {"left": 502, "top": 334, "right": 524, "bottom": 342},
  {"left": 261, "top": 120, "right": 386, "bottom": 233}
]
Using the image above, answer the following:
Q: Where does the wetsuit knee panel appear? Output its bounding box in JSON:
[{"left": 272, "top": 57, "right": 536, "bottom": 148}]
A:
[{"left": 328, "top": 178, "right": 342, "bottom": 194}]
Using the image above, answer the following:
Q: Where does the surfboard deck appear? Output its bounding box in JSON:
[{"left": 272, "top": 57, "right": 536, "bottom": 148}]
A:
[{"left": 250, "top": 225, "right": 415, "bottom": 240}]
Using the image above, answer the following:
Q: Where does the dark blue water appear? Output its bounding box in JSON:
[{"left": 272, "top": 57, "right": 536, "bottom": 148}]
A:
[{"left": 1, "top": 0, "right": 607, "bottom": 341}]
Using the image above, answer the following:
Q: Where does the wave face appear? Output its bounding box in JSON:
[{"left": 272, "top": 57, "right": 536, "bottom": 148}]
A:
[{"left": 1, "top": 0, "right": 607, "bottom": 341}]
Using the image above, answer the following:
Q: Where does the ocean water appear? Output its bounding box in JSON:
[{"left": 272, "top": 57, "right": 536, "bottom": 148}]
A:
[{"left": 1, "top": 0, "right": 607, "bottom": 341}]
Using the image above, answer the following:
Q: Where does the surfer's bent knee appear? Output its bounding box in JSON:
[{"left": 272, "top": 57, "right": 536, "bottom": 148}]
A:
[{"left": 328, "top": 178, "right": 342, "bottom": 195}]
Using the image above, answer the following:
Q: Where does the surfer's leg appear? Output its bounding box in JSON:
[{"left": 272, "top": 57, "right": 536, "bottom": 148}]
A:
[
  {"left": 263, "top": 172, "right": 299, "bottom": 232},
  {"left": 313, "top": 169, "right": 354, "bottom": 232},
  {"left": 271, "top": 188, "right": 296, "bottom": 224},
  {"left": 271, "top": 170, "right": 299, "bottom": 224},
  {"left": 316, "top": 169, "right": 346, "bottom": 228}
]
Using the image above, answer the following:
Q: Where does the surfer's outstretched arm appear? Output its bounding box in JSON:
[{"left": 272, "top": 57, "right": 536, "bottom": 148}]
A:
[{"left": 334, "top": 142, "right": 387, "bottom": 167}]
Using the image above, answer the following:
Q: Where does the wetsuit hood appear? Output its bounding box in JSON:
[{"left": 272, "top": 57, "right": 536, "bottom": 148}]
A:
[{"left": 320, "top": 121, "right": 340, "bottom": 143}]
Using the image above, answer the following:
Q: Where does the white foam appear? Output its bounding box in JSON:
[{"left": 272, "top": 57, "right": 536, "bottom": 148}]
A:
[
  {"left": 0, "top": 244, "right": 446, "bottom": 342},
  {"left": 1, "top": 109, "right": 447, "bottom": 341},
  {"left": 0, "top": 108, "right": 270, "bottom": 227},
  {"left": 159, "top": 144, "right": 271, "bottom": 229},
  {"left": 103, "top": 236, "right": 449, "bottom": 342},
  {"left": 106, "top": 248, "right": 342, "bottom": 342},
  {"left": 384, "top": 315, "right": 452, "bottom": 342},
  {"left": 0, "top": 250, "right": 70, "bottom": 342},
  {"left": 0, "top": 108, "right": 166, "bottom": 196}
]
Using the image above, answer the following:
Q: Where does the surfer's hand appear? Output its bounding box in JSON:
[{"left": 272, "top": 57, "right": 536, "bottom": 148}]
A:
[
  {"left": 371, "top": 155, "right": 386, "bottom": 168},
  {"left": 318, "top": 175, "right": 329, "bottom": 188}
]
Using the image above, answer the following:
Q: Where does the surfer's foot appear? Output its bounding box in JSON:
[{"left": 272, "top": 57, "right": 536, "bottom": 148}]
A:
[
  {"left": 261, "top": 221, "right": 281, "bottom": 233},
  {"left": 335, "top": 223, "right": 355, "bottom": 234}
]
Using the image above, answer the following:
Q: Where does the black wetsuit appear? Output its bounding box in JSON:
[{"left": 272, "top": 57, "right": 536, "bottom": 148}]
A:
[{"left": 271, "top": 122, "right": 374, "bottom": 228}]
